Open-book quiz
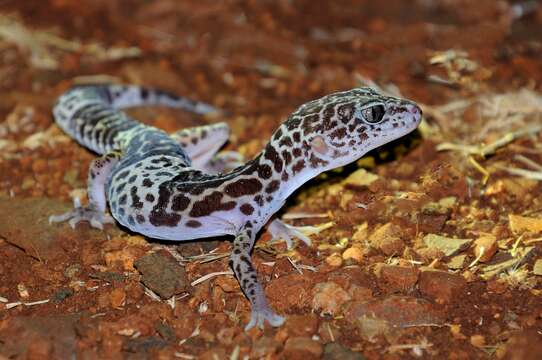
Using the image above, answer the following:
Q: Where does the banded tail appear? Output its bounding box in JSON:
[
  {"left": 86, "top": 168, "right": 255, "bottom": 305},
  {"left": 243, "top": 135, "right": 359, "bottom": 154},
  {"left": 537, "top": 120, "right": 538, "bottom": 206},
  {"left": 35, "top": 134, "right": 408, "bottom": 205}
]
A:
[{"left": 53, "top": 84, "right": 220, "bottom": 154}]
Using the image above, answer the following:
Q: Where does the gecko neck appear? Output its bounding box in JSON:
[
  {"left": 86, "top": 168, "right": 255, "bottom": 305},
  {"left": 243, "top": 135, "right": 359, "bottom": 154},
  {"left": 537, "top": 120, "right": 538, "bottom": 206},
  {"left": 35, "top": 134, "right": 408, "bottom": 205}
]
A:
[{"left": 248, "top": 141, "right": 327, "bottom": 217}]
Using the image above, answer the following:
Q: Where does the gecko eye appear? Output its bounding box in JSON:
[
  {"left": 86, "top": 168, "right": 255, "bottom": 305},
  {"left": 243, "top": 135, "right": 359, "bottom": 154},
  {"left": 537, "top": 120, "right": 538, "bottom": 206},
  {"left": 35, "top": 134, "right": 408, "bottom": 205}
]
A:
[{"left": 361, "top": 105, "right": 385, "bottom": 124}]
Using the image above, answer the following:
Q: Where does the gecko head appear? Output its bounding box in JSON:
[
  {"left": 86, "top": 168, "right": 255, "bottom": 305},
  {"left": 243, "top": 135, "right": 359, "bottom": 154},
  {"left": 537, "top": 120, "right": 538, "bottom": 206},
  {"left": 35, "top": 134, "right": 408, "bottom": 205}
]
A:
[{"left": 274, "top": 87, "right": 422, "bottom": 173}]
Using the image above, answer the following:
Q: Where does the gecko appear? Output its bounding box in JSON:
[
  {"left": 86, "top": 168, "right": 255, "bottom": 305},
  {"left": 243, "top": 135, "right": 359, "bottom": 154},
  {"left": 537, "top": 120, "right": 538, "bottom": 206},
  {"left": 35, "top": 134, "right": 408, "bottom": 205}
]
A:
[{"left": 49, "top": 84, "right": 422, "bottom": 330}]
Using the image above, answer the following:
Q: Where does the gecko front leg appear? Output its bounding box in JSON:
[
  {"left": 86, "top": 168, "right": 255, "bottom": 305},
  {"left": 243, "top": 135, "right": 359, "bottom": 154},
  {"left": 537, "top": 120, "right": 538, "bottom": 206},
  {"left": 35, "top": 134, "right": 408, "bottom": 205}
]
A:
[
  {"left": 49, "top": 151, "right": 121, "bottom": 230},
  {"left": 231, "top": 224, "right": 285, "bottom": 330},
  {"left": 172, "top": 122, "right": 244, "bottom": 173}
]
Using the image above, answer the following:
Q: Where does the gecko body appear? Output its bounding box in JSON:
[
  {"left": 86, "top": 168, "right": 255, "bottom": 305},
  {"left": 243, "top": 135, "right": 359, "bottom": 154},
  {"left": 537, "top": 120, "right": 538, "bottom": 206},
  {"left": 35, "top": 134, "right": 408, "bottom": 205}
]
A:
[{"left": 51, "top": 84, "right": 422, "bottom": 329}]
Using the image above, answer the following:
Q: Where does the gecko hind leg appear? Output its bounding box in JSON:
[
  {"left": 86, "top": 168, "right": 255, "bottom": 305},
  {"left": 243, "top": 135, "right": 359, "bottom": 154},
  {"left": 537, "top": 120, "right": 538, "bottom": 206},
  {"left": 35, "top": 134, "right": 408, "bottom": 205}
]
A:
[
  {"left": 231, "top": 226, "right": 285, "bottom": 330},
  {"left": 49, "top": 151, "right": 121, "bottom": 230}
]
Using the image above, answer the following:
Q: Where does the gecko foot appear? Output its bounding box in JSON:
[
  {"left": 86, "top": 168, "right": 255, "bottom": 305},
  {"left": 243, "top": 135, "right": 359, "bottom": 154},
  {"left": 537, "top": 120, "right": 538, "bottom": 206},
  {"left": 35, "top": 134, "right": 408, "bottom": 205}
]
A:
[
  {"left": 204, "top": 151, "right": 245, "bottom": 174},
  {"left": 49, "top": 197, "right": 114, "bottom": 230},
  {"left": 268, "top": 219, "right": 320, "bottom": 250},
  {"left": 245, "top": 305, "right": 285, "bottom": 331}
]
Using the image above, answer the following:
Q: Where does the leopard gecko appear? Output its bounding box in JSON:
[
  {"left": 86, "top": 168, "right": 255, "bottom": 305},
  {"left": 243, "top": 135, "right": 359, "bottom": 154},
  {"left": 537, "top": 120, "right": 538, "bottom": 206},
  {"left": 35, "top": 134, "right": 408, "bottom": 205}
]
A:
[{"left": 50, "top": 84, "right": 422, "bottom": 330}]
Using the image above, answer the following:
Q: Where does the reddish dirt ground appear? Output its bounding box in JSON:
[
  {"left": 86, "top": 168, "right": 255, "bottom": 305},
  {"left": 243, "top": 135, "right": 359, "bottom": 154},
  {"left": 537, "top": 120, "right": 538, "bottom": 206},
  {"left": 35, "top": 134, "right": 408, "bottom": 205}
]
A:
[{"left": 1, "top": 1, "right": 542, "bottom": 359}]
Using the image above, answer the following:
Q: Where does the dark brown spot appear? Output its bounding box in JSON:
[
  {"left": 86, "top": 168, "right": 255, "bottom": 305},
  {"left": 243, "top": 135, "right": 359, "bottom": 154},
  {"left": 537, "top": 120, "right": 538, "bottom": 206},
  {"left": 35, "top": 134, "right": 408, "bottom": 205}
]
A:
[
  {"left": 292, "top": 148, "right": 302, "bottom": 157},
  {"left": 142, "top": 178, "right": 153, "bottom": 188},
  {"left": 254, "top": 195, "right": 264, "bottom": 207},
  {"left": 136, "top": 214, "right": 145, "bottom": 224},
  {"left": 281, "top": 150, "right": 292, "bottom": 165},
  {"left": 130, "top": 186, "right": 143, "bottom": 209},
  {"left": 224, "top": 178, "right": 263, "bottom": 197},
  {"left": 278, "top": 136, "right": 293, "bottom": 147},
  {"left": 171, "top": 194, "right": 190, "bottom": 211},
  {"left": 264, "top": 144, "right": 283, "bottom": 172},
  {"left": 189, "top": 191, "right": 236, "bottom": 217},
  {"left": 330, "top": 127, "right": 347, "bottom": 140},
  {"left": 240, "top": 203, "right": 254, "bottom": 215},
  {"left": 292, "top": 159, "right": 305, "bottom": 174},
  {"left": 281, "top": 172, "right": 289, "bottom": 182},
  {"left": 145, "top": 193, "right": 155, "bottom": 202},
  {"left": 117, "top": 170, "right": 130, "bottom": 179},
  {"left": 265, "top": 180, "right": 280, "bottom": 193},
  {"left": 286, "top": 116, "right": 302, "bottom": 131},
  {"left": 149, "top": 184, "right": 182, "bottom": 227},
  {"left": 257, "top": 164, "right": 272, "bottom": 179},
  {"left": 292, "top": 132, "right": 301, "bottom": 142},
  {"left": 186, "top": 220, "right": 202, "bottom": 228},
  {"left": 309, "top": 154, "right": 329, "bottom": 168}
]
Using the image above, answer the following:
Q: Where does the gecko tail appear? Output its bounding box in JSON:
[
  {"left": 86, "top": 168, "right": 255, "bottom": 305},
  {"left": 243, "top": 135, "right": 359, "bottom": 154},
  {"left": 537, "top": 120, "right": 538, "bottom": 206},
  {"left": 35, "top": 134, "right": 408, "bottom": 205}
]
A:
[
  {"left": 52, "top": 84, "right": 220, "bottom": 155},
  {"left": 92, "top": 84, "right": 220, "bottom": 115}
]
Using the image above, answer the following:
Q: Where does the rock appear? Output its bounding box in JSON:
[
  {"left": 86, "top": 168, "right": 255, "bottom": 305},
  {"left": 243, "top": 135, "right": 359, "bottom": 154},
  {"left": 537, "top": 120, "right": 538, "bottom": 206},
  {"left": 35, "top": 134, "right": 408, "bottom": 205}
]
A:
[
  {"left": 0, "top": 315, "right": 78, "bottom": 359},
  {"left": 470, "top": 334, "right": 486, "bottom": 348},
  {"left": 134, "top": 252, "right": 190, "bottom": 299},
  {"left": 213, "top": 275, "right": 239, "bottom": 292},
  {"left": 283, "top": 337, "right": 323, "bottom": 359},
  {"left": 251, "top": 336, "right": 281, "bottom": 358},
  {"left": 285, "top": 314, "right": 319, "bottom": 337},
  {"left": 503, "top": 329, "right": 542, "bottom": 360},
  {"left": 343, "top": 168, "right": 379, "bottom": 187},
  {"left": 348, "top": 285, "right": 373, "bottom": 302},
  {"left": 323, "top": 342, "right": 366, "bottom": 360},
  {"left": 52, "top": 288, "right": 74, "bottom": 303},
  {"left": 423, "top": 234, "right": 472, "bottom": 257},
  {"left": 109, "top": 287, "right": 126, "bottom": 308},
  {"left": 325, "top": 253, "right": 343, "bottom": 267},
  {"left": 216, "top": 327, "right": 235, "bottom": 346},
  {"left": 155, "top": 322, "right": 175, "bottom": 342},
  {"left": 104, "top": 236, "right": 149, "bottom": 271},
  {"left": 447, "top": 254, "right": 467, "bottom": 270},
  {"left": 533, "top": 259, "right": 542, "bottom": 276},
  {"left": 351, "top": 223, "right": 368, "bottom": 243},
  {"left": 0, "top": 198, "right": 95, "bottom": 261},
  {"left": 122, "top": 336, "right": 168, "bottom": 353},
  {"left": 342, "top": 246, "right": 365, "bottom": 263},
  {"left": 473, "top": 234, "right": 498, "bottom": 262},
  {"left": 266, "top": 273, "right": 314, "bottom": 311},
  {"left": 312, "top": 282, "right": 352, "bottom": 316},
  {"left": 509, "top": 214, "right": 542, "bottom": 234},
  {"left": 374, "top": 264, "right": 419, "bottom": 293},
  {"left": 344, "top": 296, "right": 445, "bottom": 340},
  {"left": 369, "top": 223, "right": 405, "bottom": 255},
  {"left": 418, "top": 270, "right": 467, "bottom": 303}
]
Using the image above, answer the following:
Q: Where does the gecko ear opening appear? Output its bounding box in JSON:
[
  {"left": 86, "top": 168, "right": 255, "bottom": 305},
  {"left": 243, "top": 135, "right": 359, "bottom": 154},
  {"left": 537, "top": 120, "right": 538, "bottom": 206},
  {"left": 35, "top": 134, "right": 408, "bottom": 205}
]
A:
[{"left": 310, "top": 135, "right": 329, "bottom": 155}]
